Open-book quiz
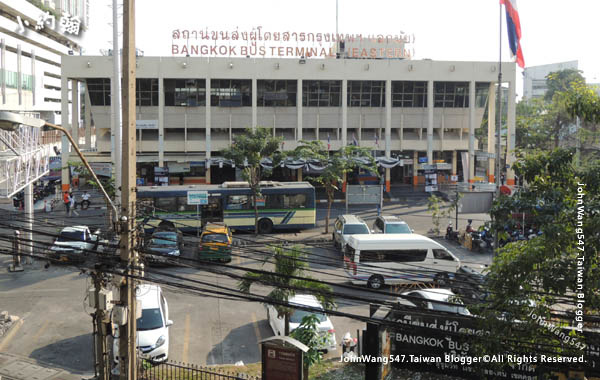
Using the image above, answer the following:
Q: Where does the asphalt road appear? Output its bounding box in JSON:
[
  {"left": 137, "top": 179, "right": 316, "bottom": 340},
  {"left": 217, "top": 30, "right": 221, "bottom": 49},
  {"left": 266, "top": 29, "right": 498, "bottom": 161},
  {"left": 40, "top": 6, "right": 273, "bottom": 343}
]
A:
[{"left": 0, "top": 197, "right": 493, "bottom": 373}]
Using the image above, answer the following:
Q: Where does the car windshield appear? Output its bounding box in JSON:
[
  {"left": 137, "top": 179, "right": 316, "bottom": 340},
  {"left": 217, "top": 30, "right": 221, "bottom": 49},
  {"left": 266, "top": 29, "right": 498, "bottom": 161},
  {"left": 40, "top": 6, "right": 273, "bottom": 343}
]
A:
[
  {"left": 151, "top": 233, "right": 177, "bottom": 246},
  {"left": 386, "top": 223, "right": 411, "bottom": 234},
  {"left": 343, "top": 224, "right": 369, "bottom": 234},
  {"left": 289, "top": 309, "right": 328, "bottom": 324},
  {"left": 431, "top": 301, "right": 470, "bottom": 315},
  {"left": 57, "top": 231, "right": 85, "bottom": 242},
  {"left": 137, "top": 308, "right": 163, "bottom": 330},
  {"left": 202, "top": 233, "right": 228, "bottom": 243}
]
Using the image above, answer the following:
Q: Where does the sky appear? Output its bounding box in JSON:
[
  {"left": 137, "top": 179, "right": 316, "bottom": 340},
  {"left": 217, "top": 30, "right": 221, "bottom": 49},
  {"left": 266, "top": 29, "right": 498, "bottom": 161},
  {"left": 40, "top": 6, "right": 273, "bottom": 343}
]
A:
[{"left": 82, "top": 0, "right": 600, "bottom": 97}]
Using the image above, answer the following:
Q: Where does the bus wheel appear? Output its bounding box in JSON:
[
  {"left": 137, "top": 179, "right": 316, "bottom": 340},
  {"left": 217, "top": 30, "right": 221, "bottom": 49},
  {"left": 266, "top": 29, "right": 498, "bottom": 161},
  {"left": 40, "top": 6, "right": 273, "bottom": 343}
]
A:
[
  {"left": 258, "top": 219, "right": 273, "bottom": 234},
  {"left": 367, "top": 275, "right": 384, "bottom": 289}
]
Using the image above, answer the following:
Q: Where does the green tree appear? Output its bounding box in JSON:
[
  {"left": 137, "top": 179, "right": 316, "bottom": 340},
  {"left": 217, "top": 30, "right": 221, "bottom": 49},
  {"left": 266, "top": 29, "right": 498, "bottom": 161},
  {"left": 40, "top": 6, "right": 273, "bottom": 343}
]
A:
[
  {"left": 222, "top": 127, "right": 282, "bottom": 234},
  {"left": 427, "top": 194, "right": 444, "bottom": 235},
  {"left": 290, "top": 314, "right": 328, "bottom": 376},
  {"left": 475, "top": 149, "right": 599, "bottom": 357},
  {"left": 68, "top": 162, "right": 116, "bottom": 199},
  {"left": 238, "top": 244, "right": 336, "bottom": 335},
  {"left": 544, "top": 68, "right": 584, "bottom": 102},
  {"left": 290, "top": 141, "right": 378, "bottom": 234}
]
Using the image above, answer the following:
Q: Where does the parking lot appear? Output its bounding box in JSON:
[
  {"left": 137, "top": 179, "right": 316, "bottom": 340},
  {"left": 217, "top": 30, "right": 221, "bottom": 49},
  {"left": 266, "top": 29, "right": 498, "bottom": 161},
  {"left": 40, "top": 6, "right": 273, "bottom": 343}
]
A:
[{"left": 0, "top": 200, "right": 492, "bottom": 374}]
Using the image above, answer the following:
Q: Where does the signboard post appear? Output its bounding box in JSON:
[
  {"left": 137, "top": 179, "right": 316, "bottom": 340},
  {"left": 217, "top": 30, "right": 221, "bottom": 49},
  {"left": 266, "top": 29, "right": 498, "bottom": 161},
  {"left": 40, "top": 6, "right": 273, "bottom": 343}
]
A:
[
  {"left": 260, "top": 336, "right": 308, "bottom": 380},
  {"left": 187, "top": 191, "right": 208, "bottom": 237}
]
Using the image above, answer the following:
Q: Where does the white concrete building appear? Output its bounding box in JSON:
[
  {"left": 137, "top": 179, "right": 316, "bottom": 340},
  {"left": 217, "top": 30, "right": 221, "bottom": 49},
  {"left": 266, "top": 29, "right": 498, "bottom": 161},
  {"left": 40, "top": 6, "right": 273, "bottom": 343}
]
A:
[
  {"left": 522, "top": 61, "right": 578, "bottom": 100},
  {"left": 61, "top": 55, "right": 518, "bottom": 189}
]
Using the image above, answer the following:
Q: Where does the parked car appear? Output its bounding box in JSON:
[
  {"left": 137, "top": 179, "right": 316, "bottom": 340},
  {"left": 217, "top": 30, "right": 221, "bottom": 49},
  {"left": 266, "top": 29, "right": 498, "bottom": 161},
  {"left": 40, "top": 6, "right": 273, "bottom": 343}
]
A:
[
  {"left": 399, "top": 288, "right": 471, "bottom": 316},
  {"left": 113, "top": 284, "right": 173, "bottom": 370},
  {"left": 266, "top": 294, "right": 337, "bottom": 352},
  {"left": 332, "top": 214, "right": 370, "bottom": 252},
  {"left": 145, "top": 228, "right": 183, "bottom": 265},
  {"left": 372, "top": 215, "right": 413, "bottom": 234},
  {"left": 48, "top": 226, "right": 100, "bottom": 263},
  {"left": 198, "top": 222, "right": 232, "bottom": 262}
]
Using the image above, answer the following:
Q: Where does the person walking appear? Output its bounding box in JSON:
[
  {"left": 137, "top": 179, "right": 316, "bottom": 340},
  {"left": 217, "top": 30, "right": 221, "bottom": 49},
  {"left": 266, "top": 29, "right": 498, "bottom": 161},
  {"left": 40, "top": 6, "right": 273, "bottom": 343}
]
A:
[
  {"left": 63, "top": 191, "right": 70, "bottom": 215},
  {"left": 69, "top": 192, "right": 76, "bottom": 216}
]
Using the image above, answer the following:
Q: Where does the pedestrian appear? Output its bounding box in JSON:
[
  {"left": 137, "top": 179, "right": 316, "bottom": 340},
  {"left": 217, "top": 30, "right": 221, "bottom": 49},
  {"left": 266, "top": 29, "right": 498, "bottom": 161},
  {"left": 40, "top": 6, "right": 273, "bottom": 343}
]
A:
[
  {"left": 501, "top": 173, "right": 506, "bottom": 185},
  {"left": 69, "top": 192, "right": 75, "bottom": 216},
  {"left": 63, "top": 191, "right": 70, "bottom": 215},
  {"left": 81, "top": 190, "right": 90, "bottom": 209}
]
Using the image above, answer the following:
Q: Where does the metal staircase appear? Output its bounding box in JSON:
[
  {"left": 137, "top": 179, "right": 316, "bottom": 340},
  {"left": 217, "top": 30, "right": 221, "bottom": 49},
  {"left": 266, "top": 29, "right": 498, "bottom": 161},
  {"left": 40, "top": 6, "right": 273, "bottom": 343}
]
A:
[{"left": 0, "top": 124, "right": 50, "bottom": 198}]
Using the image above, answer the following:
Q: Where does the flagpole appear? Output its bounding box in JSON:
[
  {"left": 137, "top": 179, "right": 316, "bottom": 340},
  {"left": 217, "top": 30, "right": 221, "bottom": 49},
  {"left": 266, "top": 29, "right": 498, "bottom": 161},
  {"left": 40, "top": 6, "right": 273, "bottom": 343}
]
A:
[{"left": 494, "top": 1, "right": 503, "bottom": 256}]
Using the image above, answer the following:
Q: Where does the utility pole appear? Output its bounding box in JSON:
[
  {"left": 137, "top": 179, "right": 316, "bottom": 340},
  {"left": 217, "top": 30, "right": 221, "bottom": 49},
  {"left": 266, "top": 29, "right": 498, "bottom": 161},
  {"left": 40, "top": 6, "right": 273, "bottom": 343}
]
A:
[
  {"left": 92, "top": 269, "right": 110, "bottom": 380},
  {"left": 119, "top": 0, "right": 137, "bottom": 379},
  {"left": 494, "top": 2, "right": 503, "bottom": 256}
]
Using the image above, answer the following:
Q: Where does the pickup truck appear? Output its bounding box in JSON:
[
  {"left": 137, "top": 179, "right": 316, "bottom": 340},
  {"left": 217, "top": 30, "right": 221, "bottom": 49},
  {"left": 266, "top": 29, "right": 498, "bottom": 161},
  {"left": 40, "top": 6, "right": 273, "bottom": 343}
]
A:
[{"left": 49, "top": 226, "right": 100, "bottom": 263}]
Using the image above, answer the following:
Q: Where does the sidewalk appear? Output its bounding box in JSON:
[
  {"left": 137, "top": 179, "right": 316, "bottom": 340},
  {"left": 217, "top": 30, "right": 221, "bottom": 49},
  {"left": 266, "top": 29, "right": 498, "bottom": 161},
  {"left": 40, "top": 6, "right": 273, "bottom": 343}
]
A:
[{"left": 0, "top": 352, "right": 91, "bottom": 380}]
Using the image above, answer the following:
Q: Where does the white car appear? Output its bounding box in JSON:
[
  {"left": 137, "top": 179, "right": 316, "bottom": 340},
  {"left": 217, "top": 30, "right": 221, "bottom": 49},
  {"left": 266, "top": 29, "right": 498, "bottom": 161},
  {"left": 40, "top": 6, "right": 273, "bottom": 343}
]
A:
[
  {"left": 399, "top": 288, "right": 471, "bottom": 316},
  {"left": 332, "top": 214, "right": 370, "bottom": 252},
  {"left": 113, "top": 284, "right": 172, "bottom": 369},
  {"left": 49, "top": 226, "right": 99, "bottom": 263},
  {"left": 267, "top": 294, "right": 337, "bottom": 352}
]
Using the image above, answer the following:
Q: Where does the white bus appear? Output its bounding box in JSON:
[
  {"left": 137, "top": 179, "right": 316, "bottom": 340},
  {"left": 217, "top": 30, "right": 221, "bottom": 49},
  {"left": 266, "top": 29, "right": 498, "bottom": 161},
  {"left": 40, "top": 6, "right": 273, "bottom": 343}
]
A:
[{"left": 343, "top": 234, "right": 461, "bottom": 289}]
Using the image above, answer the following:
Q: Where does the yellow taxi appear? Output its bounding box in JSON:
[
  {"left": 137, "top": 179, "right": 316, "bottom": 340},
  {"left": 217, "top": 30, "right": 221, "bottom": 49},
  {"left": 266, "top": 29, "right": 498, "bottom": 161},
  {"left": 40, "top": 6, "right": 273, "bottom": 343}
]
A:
[{"left": 199, "top": 223, "right": 233, "bottom": 262}]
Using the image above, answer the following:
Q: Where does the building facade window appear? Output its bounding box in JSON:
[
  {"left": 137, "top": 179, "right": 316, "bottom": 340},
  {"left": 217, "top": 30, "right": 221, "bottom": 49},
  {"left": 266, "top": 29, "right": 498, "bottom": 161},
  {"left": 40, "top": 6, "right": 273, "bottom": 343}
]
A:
[
  {"left": 475, "top": 82, "right": 490, "bottom": 108},
  {"left": 3, "top": 71, "right": 33, "bottom": 90},
  {"left": 257, "top": 80, "right": 296, "bottom": 106},
  {"left": 165, "top": 79, "right": 206, "bottom": 106},
  {"left": 434, "top": 81, "right": 469, "bottom": 108},
  {"left": 136, "top": 78, "right": 159, "bottom": 106},
  {"left": 302, "top": 80, "right": 341, "bottom": 107},
  {"left": 211, "top": 79, "right": 251, "bottom": 107},
  {"left": 391, "top": 81, "right": 427, "bottom": 107},
  {"left": 347, "top": 80, "right": 385, "bottom": 107},
  {"left": 86, "top": 78, "right": 111, "bottom": 106}
]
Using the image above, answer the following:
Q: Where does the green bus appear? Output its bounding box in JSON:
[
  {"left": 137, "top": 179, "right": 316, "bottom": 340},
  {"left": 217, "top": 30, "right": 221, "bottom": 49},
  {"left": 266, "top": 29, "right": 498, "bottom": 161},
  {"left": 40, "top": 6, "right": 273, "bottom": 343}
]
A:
[{"left": 137, "top": 181, "right": 316, "bottom": 234}]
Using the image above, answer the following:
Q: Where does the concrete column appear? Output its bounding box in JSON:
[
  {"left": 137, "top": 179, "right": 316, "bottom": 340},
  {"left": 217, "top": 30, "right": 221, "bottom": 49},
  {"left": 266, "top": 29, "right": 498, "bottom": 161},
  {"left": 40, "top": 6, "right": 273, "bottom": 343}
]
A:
[
  {"left": 1, "top": 38, "right": 5, "bottom": 104},
  {"left": 385, "top": 79, "right": 391, "bottom": 158},
  {"left": 507, "top": 79, "right": 516, "bottom": 185},
  {"left": 487, "top": 82, "right": 496, "bottom": 183},
  {"left": 342, "top": 79, "right": 348, "bottom": 146},
  {"left": 158, "top": 76, "right": 165, "bottom": 167},
  {"left": 71, "top": 81, "right": 79, "bottom": 147},
  {"left": 17, "top": 44, "right": 22, "bottom": 106},
  {"left": 252, "top": 78, "right": 257, "bottom": 128},
  {"left": 297, "top": 168, "right": 302, "bottom": 182},
  {"left": 452, "top": 150, "right": 457, "bottom": 178},
  {"left": 468, "top": 80, "right": 476, "bottom": 183},
  {"left": 61, "top": 76, "right": 70, "bottom": 192},
  {"left": 31, "top": 49, "right": 35, "bottom": 106},
  {"left": 413, "top": 151, "right": 419, "bottom": 188},
  {"left": 427, "top": 80, "right": 433, "bottom": 164},
  {"left": 297, "top": 79, "right": 302, "bottom": 141},
  {"left": 206, "top": 78, "right": 211, "bottom": 184},
  {"left": 84, "top": 84, "right": 92, "bottom": 149},
  {"left": 385, "top": 167, "right": 390, "bottom": 192},
  {"left": 23, "top": 183, "right": 33, "bottom": 263}
]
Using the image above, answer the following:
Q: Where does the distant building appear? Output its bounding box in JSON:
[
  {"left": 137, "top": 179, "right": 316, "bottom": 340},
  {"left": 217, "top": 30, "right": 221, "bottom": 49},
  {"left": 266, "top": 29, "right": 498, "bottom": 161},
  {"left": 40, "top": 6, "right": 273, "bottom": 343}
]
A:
[
  {"left": 0, "top": 0, "right": 84, "bottom": 124},
  {"left": 522, "top": 61, "right": 578, "bottom": 100}
]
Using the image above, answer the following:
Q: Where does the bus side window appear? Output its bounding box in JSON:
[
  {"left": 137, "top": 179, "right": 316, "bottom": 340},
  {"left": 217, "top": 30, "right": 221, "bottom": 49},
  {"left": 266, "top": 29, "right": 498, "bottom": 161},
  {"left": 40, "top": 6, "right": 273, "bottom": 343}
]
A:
[
  {"left": 226, "top": 195, "right": 250, "bottom": 210},
  {"left": 284, "top": 194, "right": 307, "bottom": 208},
  {"left": 155, "top": 197, "right": 177, "bottom": 212},
  {"left": 138, "top": 198, "right": 154, "bottom": 214},
  {"left": 360, "top": 250, "right": 383, "bottom": 263},
  {"left": 266, "top": 194, "right": 283, "bottom": 209}
]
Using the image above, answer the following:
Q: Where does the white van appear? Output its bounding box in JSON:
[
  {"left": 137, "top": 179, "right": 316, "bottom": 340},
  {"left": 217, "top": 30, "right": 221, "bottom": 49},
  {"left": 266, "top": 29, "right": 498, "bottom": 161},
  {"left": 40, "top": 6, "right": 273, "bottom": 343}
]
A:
[{"left": 343, "top": 234, "right": 461, "bottom": 289}]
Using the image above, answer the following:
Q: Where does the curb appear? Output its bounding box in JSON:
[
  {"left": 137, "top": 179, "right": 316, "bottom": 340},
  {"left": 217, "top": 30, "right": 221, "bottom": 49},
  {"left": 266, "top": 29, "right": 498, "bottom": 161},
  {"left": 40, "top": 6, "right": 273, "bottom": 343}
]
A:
[{"left": 0, "top": 316, "right": 23, "bottom": 352}]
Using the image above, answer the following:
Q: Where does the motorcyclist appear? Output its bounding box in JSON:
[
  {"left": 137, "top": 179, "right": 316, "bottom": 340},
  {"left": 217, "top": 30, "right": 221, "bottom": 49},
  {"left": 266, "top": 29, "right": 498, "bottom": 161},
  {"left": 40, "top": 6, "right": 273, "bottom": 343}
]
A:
[{"left": 466, "top": 219, "right": 474, "bottom": 233}]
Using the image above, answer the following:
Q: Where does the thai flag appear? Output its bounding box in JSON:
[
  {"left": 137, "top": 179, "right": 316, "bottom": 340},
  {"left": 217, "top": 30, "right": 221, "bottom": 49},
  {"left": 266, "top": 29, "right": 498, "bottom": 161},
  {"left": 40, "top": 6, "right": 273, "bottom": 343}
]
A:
[
  {"left": 501, "top": 0, "right": 525, "bottom": 68},
  {"left": 352, "top": 132, "right": 358, "bottom": 146},
  {"left": 327, "top": 133, "right": 331, "bottom": 150}
]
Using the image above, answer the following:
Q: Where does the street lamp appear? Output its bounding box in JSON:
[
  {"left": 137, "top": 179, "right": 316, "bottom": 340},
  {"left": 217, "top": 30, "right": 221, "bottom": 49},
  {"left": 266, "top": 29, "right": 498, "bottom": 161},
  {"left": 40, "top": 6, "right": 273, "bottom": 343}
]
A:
[{"left": 0, "top": 111, "right": 119, "bottom": 222}]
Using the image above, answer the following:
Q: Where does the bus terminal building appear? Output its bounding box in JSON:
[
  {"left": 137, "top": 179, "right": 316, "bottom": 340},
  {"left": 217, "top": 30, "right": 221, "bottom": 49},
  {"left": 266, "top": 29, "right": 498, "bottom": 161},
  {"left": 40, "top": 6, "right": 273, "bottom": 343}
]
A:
[{"left": 60, "top": 53, "right": 517, "bottom": 190}]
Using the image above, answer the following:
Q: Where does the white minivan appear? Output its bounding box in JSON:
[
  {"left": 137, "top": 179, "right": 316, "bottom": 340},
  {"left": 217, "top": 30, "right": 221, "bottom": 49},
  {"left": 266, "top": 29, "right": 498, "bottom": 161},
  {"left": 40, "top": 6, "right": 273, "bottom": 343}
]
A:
[{"left": 343, "top": 234, "right": 461, "bottom": 289}]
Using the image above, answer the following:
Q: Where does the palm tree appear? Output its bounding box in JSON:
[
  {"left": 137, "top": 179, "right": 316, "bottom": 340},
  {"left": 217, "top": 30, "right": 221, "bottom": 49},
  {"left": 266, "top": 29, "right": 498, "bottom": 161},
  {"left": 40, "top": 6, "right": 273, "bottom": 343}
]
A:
[
  {"left": 290, "top": 141, "right": 378, "bottom": 233},
  {"left": 238, "top": 244, "right": 335, "bottom": 335}
]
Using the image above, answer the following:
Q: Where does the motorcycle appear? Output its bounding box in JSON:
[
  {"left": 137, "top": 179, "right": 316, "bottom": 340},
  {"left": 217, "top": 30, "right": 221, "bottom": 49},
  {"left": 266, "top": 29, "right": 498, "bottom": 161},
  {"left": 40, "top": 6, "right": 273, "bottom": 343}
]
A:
[{"left": 470, "top": 230, "right": 487, "bottom": 252}]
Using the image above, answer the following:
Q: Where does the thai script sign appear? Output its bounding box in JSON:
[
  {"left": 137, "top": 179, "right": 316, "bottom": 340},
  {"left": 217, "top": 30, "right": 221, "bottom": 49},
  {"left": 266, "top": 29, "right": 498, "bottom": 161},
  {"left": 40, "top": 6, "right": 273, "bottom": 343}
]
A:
[
  {"left": 16, "top": 11, "right": 81, "bottom": 36},
  {"left": 171, "top": 26, "right": 414, "bottom": 59}
]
